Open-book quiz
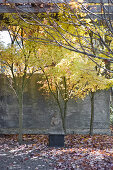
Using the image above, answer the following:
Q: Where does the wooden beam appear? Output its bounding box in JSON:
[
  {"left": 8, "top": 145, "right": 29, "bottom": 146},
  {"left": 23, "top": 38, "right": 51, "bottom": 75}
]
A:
[
  {"left": 0, "top": 0, "right": 68, "bottom": 13},
  {"left": 0, "top": 0, "right": 109, "bottom": 3},
  {"left": 0, "top": 0, "right": 112, "bottom": 13},
  {"left": 86, "top": 0, "right": 108, "bottom": 3},
  {"left": 0, "top": 4, "right": 59, "bottom": 13},
  {"left": 0, "top": 0, "right": 68, "bottom": 3}
]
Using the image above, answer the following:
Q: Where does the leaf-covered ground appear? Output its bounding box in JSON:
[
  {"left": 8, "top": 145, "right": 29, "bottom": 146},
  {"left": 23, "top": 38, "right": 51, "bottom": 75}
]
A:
[{"left": 0, "top": 134, "right": 113, "bottom": 170}]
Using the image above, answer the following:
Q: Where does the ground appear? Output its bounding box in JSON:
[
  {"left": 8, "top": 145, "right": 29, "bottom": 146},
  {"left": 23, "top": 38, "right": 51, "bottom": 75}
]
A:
[{"left": 0, "top": 134, "right": 113, "bottom": 170}]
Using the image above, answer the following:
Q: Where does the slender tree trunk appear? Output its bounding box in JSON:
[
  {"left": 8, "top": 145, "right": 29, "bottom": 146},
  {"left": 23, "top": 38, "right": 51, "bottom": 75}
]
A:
[
  {"left": 62, "top": 76, "right": 68, "bottom": 134},
  {"left": 62, "top": 100, "right": 67, "bottom": 134},
  {"left": 60, "top": 77, "right": 68, "bottom": 134},
  {"left": 90, "top": 92, "right": 94, "bottom": 136},
  {"left": 62, "top": 114, "right": 66, "bottom": 134},
  {"left": 18, "top": 92, "right": 23, "bottom": 144}
]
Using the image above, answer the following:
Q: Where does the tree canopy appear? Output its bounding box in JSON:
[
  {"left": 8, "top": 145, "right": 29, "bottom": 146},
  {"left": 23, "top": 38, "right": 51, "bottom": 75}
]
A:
[{"left": 4, "top": 0, "right": 112, "bottom": 72}]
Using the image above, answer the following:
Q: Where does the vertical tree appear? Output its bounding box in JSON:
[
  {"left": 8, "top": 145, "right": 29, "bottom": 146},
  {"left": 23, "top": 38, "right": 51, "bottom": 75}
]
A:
[
  {"left": 39, "top": 50, "right": 113, "bottom": 134},
  {"left": 0, "top": 39, "right": 38, "bottom": 144}
]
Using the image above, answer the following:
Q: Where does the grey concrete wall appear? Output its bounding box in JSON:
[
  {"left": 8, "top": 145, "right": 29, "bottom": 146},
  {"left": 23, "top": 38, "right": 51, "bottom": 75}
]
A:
[{"left": 0, "top": 74, "right": 111, "bottom": 135}]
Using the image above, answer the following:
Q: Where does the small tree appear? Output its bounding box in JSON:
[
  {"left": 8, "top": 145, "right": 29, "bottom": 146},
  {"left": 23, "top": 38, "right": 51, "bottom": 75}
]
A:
[
  {"left": 40, "top": 51, "right": 113, "bottom": 135},
  {"left": 66, "top": 56, "right": 113, "bottom": 135},
  {"left": 0, "top": 41, "right": 38, "bottom": 144}
]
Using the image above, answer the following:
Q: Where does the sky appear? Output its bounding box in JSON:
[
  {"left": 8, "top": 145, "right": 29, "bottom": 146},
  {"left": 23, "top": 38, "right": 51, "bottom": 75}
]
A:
[{"left": 0, "top": 31, "right": 11, "bottom": 47}]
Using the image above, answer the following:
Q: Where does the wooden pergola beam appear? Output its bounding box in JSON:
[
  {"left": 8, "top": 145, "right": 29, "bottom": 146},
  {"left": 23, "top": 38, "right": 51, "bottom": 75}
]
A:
[
  {"left": 0, "top": 0, "right": 68, "bottom": 3},
  {"left": 0, "top": 4, "right": 59, "bottom": 13},
  {"left": 0, "top": 0, "right": 68, "bottom": 13},
  {"left": 0, "top": 0, "right": 112, "bottom": 13},
  {"left": 0, "top": 0, "right": 109, "bottom": 3}
]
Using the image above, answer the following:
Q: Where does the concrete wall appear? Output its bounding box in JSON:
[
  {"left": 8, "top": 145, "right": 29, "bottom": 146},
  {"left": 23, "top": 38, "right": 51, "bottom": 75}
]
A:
[{"left": 0, "top": 74, "right": 111, "bottom": 135}]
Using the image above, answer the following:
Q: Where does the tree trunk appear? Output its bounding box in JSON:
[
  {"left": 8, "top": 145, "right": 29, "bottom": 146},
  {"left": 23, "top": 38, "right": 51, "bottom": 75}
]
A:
[
  {"left": 18, "top": 92, "right": 23, "bottom": 144},
  {"left": 90, "top": 92, "right": 94, "bottom": 136},
  {"left": 62, "top": 76, "right": 67, "bottom": 134},
  {"left": 62, "top": 115, "right": 66, "bottom": 134},
  {"left": 62, "top": 100, "right": 67, "bottom": 134}
]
